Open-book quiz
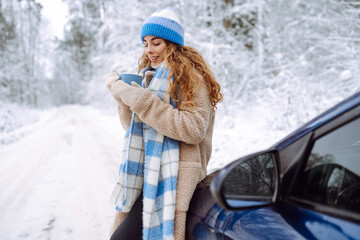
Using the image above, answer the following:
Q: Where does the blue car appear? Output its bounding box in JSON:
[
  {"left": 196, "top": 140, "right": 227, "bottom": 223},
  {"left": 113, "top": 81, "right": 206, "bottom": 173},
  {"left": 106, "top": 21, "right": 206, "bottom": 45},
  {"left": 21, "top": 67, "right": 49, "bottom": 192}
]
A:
[{"left": 186, "top": 92, "right": 360, "bottom": 240}]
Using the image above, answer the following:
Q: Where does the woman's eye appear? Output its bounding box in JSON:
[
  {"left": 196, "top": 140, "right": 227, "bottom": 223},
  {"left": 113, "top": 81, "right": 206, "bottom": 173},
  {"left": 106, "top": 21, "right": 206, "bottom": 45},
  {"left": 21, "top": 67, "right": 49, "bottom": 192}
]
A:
[{"left": 154, "top": 43, "right": 160, "bottom": 46}]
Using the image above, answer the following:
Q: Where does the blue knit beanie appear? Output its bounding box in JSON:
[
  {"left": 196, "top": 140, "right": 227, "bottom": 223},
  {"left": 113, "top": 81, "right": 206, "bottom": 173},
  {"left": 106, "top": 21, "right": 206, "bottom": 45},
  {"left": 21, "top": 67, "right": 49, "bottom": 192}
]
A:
[{"left": 141, "top": 7, "right": 184, "bottom": 46}]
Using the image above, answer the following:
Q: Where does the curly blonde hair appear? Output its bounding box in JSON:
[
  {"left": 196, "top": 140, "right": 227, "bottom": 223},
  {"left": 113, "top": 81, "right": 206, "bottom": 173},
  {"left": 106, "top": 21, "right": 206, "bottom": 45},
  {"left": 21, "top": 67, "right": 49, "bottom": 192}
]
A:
[{"left": 138, "top": 41, "right": 223, "bottom": 110}]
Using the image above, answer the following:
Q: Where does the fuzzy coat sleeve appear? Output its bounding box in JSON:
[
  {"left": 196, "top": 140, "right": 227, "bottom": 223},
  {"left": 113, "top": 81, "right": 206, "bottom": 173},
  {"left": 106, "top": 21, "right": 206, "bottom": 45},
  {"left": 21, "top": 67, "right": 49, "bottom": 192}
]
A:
[
  {"left": 130, "top": 76, "right": 213, "bottom": 145},
  {"left": 117, "top": 101, "right": 132, "bottom": 130}
]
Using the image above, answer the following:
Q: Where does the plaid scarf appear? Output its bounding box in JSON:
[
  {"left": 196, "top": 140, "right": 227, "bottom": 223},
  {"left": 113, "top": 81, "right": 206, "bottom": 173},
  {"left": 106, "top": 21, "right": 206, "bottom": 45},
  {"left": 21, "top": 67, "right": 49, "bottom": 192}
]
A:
[{"left": 110, "top": 63, "right": 179, "bottom": 240}]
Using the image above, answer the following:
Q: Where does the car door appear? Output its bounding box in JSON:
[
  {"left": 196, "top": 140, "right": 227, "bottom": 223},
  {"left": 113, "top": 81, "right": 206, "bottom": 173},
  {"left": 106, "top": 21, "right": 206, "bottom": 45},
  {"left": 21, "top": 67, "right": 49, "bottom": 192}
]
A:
[
  {"left": 187, "top": 98, "right": 360, "bottom": 240},
  {"left": 278, "top": 115, "right": 360, "bottom": 239}
]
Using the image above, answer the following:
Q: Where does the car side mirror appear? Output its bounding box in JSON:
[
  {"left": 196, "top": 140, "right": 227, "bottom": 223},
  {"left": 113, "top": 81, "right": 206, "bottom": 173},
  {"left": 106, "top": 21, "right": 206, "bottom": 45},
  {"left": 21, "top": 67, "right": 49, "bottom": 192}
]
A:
[{"left": 210, "top": 150, "right": 279, "bottom": 210}]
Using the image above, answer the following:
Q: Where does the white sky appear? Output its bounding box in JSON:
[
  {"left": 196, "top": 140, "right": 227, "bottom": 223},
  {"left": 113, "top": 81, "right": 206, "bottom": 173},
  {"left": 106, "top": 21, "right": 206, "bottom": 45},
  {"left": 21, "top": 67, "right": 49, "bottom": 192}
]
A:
[{"left": 38, "top": 0, "right": 68, "bottom": 39}]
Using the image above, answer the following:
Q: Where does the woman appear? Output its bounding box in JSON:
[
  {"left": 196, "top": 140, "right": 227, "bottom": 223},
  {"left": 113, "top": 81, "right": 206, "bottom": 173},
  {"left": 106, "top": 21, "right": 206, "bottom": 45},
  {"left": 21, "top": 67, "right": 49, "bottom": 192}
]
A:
[{"left": 106, "top": 7, "right": 222, "bottom": 240}]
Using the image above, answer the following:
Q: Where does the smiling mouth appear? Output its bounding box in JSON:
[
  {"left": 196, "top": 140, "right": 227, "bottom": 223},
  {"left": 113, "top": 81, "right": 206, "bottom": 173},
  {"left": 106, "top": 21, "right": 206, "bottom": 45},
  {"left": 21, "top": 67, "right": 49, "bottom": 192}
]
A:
[{"left": 150, "top": 56, "right": 159, "bottom": 61}]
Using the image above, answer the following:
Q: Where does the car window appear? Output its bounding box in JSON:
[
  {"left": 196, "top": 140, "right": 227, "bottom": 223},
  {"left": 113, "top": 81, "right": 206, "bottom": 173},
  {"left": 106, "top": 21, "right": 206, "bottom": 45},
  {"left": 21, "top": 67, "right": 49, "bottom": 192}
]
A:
[{"left": 293, "top": 117, "right": 360, "bottom": 213}]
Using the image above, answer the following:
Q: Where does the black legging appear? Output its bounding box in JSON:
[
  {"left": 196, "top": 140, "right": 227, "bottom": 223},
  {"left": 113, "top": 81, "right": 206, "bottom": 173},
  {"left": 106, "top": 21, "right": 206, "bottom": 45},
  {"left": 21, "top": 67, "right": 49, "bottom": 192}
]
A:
[{"left": 110, "top": 195, "right": 143, "bottom": 240}]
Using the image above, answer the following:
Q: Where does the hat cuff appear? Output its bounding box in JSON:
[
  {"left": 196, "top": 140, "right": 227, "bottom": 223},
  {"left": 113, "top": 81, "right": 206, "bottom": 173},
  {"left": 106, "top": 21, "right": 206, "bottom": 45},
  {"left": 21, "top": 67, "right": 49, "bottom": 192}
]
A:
[{"left": 141, "top": 23, "right": 184, "bottom": 46}]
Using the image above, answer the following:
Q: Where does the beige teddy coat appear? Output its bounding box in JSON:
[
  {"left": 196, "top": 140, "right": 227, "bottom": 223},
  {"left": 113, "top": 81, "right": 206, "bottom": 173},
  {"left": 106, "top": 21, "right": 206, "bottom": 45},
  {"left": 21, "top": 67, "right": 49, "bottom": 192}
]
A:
[{"left": 110, "top": 71, "right": 215, "bottom": 240}]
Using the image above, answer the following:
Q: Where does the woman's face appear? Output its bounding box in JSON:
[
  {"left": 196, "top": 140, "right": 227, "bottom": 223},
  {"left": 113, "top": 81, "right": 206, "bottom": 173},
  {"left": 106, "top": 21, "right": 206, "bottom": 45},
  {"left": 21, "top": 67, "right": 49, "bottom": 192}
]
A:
[{"left": 143, "top": 36, "right": 167, "bottom": 67}]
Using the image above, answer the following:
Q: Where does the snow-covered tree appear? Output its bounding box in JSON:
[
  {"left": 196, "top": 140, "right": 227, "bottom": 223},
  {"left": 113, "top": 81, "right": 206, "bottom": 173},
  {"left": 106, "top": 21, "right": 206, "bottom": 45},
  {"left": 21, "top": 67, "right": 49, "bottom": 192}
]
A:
[{"left": 1, "top": 0, "right": 359, "bottom": 134}]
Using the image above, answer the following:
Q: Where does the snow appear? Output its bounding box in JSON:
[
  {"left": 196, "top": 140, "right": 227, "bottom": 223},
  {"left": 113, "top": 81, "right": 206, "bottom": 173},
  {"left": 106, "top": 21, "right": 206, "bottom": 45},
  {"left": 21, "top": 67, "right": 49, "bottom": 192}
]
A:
[
  {"left": 37, "top": 0, "right": 68, "bottom": 39},
  {"left": 339, "top": 70, "right": 352, "bottom": 81},
  {"left": 209, "top": 105, "right": 287, "bottom": 172},
  {"left": 0, "top": 103, "right": 287, "bottom": 240},
  {"left": 0, "top": 102, "right": 44, "bottom": 135},
  {"left": 0, "top": 106, "right": 124, "bottom": 240}
]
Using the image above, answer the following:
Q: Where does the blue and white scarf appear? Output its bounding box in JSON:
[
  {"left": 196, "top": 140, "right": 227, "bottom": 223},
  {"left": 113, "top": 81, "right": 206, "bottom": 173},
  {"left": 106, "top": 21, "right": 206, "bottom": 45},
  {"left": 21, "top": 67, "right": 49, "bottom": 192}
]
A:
[{"left": 110, "top": 63, "right": 179, "bottom": 240}]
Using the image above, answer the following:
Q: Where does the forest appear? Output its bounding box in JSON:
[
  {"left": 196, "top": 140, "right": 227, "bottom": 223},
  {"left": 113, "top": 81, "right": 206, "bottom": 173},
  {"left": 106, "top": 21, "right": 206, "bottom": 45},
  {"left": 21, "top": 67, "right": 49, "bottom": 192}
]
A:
[{"left": 1, "top": 0, "right": 359, "bottom": 135}]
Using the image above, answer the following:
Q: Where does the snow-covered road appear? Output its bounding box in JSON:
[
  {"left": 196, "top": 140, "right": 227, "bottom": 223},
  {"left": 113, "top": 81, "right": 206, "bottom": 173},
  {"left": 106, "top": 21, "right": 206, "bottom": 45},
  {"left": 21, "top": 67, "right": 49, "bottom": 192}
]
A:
[{"left": 0, "top": 106, "right": 124, "bottom": 240}]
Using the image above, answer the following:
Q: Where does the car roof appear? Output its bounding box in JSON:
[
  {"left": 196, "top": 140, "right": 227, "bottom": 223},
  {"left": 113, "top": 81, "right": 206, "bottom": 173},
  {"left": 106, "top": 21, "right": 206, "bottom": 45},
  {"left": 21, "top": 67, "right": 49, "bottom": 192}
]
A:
[{"left": 272, "top": 91, "right": 360, "bottom": 151}]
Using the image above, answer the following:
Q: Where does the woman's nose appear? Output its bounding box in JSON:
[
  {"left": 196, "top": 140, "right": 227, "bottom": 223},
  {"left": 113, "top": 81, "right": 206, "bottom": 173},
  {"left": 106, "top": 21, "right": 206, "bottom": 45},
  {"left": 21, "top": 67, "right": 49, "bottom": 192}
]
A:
[{"left": 146, "top": 45, "right": 153, "bottom": 53}]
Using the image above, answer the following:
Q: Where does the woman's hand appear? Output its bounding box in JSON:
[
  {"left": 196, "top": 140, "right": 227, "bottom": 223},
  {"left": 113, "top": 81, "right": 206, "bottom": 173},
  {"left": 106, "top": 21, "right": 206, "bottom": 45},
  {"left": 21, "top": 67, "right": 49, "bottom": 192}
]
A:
[
  {"left": 105, "top": 71, "right": 120, "bottom": 92},
  {"left": 111, "top": 80, "right": 144, "bottom": 107}
]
